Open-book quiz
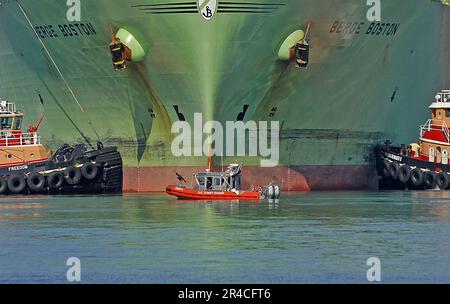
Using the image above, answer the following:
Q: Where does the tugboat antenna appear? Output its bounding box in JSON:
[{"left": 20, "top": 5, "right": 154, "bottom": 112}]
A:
[{"left": 207, "top": 144, "right": 213, "bottom": 171}]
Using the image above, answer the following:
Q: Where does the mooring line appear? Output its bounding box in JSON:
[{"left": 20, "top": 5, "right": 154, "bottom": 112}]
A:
[{"left": 16, "top": 0, "right": 101, "bottom": 147}]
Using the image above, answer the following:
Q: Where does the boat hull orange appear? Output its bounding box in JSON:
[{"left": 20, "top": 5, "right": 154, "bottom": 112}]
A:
[{"left": 166, "top": 185, "right": 260, "bottom": 200}]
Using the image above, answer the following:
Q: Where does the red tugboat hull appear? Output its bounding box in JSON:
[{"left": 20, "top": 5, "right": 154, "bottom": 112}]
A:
[{"left": 166, "top": 185, "right": 260, "bottom": 201}]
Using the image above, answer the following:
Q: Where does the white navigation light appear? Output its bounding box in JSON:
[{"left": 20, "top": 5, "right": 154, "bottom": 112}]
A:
[{"left": 436, "top": 94, "right": 442, "bottom": 102}]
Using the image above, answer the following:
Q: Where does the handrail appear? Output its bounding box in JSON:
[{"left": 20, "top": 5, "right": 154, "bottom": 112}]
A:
[
  {"left": 420, "top": 119, "right": 450, "bottom": 143},
  {"left": 420, "top": 119, "right": 432, "bottom": 138},
  {"left": 0, "top": 132, "right": 40, "bottom": 147},
  {"left": 0, "top": 101, "right": 16, "bottom": 113},
  {"left": 443, "top": 120, "right": 450, "bottom": 143}
]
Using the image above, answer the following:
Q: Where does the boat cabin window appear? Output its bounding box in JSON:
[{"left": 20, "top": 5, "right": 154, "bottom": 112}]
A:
[
  {"left": 0, "top": 117, "right": 12, "bottom": 130},
  {"left": 196, "top": 173, "right": 231, "bottom": 191},
  {"left": 197, "top": 176, "right": 205, "bottom": 186},
  {"left": 206, "top": 177, "right": 213, "bottom": 190},
  {"left": 13, "top": 117, "right": 22, "bottom": 130}
]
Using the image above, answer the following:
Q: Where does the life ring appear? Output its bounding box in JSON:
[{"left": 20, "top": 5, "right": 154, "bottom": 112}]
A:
[
  {"left": 389, "top": 162, "right": 400, "bottom": 180},
  {"left": 398, "top": 165, "right": 411, "bottom": 184},
  {"left": 437, "top": 172, "right": 450, "bottom": 190},
  {"left": 47, "top": 172, "right": 64, "bottom": 189},
  {"left": 27, "top": 173, "right": 46, "bottom": 192},
  {"left": 0, "top": 177, "right": 7, "bottom": 194},
  {"left": 424, "top": 171, "right": 437, "bottom": 189},
  {"left": 382, "top": 160, "right": 391, "bottom": 178},
  {"left": 81, "top": 162, "right": 98, "bottom": 181},
  {"left": 409, "top": 168, "right": 423, "bottom": 187},
  {"left": 7, "top": 175, "right": 26, "bottom": 194},
  {"left": 64, "top": 166, "right": 82, "bottom": 185}
]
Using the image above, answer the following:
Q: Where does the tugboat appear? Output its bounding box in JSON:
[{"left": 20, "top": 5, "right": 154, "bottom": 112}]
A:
[
  {"left": 377, "top": 90, "right": 450, "bottom": 190},
  {"left": 166, "top": 164, "right": 281, "bottom": 200},
  {"left": 0, "top": 98, "right": 123, "bottom": 194}
]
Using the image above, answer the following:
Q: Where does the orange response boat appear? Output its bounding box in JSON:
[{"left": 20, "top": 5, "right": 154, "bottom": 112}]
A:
[{"left": 166, "top": 164, "right": 280, "bottom": 201}]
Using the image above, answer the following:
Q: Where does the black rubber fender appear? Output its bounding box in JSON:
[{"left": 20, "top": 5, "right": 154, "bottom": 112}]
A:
[
  {"left": 424, "top": 171, "right": 437, "bottom": 189},
  {"left": 47, "top": 172, "right": 64, "bottom": 189},
  {"left": 382, "top": 160, "right": 391, "bottom": 178},
  {"left": 410, "top": 168, "right": 424, "bottom": 187},
  {"left": 27, "top": 173, "right": 46, "bottom": 192},
  {"left": 7, "top": 175, "right": 26, "bottom": 194},
  {"left": 437, "top": 172, "right": 450, "bottom": 190},
  {"left": 81, "top": 162, "right": 98, "bottom": 181},
  {"left": 389, "top": 162, "right": 400, "bottom": 180},
  {"left": 398, "top": 165, "right": 411, "bottom": 184},
  {"left": 64, "top": 166, "right": 82, "bottom": 185},
  {"left": 0, "top": 177, "right": 7, "bottom": 194}
]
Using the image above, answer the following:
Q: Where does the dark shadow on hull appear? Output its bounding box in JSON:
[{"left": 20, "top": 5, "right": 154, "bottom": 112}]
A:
[{"left": 127, "top": 62, "right": 172, "bottom": 163}]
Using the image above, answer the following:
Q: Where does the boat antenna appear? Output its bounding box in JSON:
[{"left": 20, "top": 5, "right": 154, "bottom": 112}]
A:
[
  {"left": 207, "top": 143, "right": 213, "bottom": 171},
  {"left": 16, "top": 0, "right": 100, "bottom": 149}
]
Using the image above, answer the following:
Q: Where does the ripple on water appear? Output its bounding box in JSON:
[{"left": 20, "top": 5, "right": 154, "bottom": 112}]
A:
[{"left": 1, "top": 191, "right": 450, "bottom": 283}]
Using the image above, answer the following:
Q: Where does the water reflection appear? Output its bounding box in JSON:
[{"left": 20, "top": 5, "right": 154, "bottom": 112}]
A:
[
  {"left": 0, "top": 196, "right": 48, "bottom": 221},
  {"left": 410, "top": 190, "right": 450, "bottom": 219},
  {"left": 1, "top": 192, "right": 450, "bottom": 283}
]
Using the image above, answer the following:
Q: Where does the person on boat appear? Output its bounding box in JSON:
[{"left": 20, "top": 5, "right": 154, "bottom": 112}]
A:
[
  {"left": 406, "top": 145, "right": 412, "bottom": 157},
  {"left": 206, "top": 177, "right": 213, "bottom": 190},
  {"left": 233, "top": 166, "right": 242, "bottom": 191},
  {"left": 409, "top": 142, "right": 420, "bottom": 158}
]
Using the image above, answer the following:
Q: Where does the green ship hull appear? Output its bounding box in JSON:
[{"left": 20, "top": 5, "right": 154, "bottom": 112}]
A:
[{"left": 0, "top": 0, "right": 449, "bottom": 191}]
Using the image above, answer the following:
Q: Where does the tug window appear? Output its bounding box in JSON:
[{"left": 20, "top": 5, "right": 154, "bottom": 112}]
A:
[
  {"left": 443, "top": 150, "right": 449, "bottom": 165},
  {"left": 13, "top": 117, "right": 22, "bottom": 130},
  {"left": 0, "top": 117, "right": 12, "bottom": 130},
  {"left": 446, "top": 109, "right": 450, "bottom": 117}
]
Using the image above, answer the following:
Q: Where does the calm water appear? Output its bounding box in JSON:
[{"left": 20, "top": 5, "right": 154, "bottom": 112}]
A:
[{"left": 1, "top": 191, "right": 450, "bottom": 284}]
